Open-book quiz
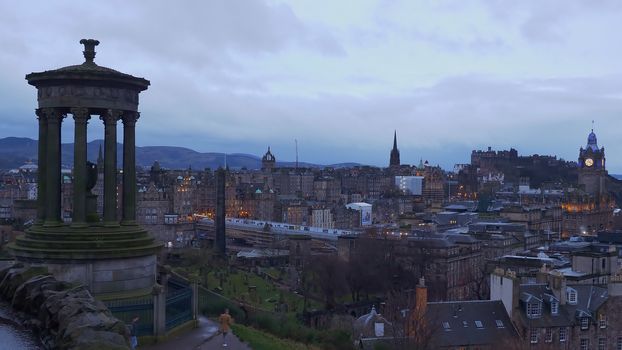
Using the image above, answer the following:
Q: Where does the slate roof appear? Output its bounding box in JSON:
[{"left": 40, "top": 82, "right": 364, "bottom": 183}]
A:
[
  {"left": 516, "top": 283, "right": 608, "bottom": 328},
  {"left": 359, "top": 300, "right": 518, "bottom": 349},
  {"left": 426, "top": 300, "right": 518, "bottom": 347}
]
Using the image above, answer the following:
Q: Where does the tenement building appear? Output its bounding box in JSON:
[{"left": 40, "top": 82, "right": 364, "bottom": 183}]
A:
[{"left": 492, "top": 267, "right": 622, "bottom": 349}]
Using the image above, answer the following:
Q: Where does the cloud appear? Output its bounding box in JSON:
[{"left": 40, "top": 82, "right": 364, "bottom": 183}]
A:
[{"left": 1, "top": 0, "right": 622, "bottom": 172}]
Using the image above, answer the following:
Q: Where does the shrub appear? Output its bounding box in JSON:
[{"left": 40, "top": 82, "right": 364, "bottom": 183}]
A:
[{"left": 200, "top": 297, "right": 244, "bottom": 321}]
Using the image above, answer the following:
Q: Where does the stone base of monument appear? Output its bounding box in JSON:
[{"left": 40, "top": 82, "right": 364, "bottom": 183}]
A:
[
  {"left": 8, "top": 223, "right": 162, "bottom": 297},
  {"left": 0, "top": 264, "right": 133, "bottom": 349}
]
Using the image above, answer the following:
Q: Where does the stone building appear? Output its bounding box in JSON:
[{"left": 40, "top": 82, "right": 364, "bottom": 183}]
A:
[
  {"left": 422, "top": 165, "right": 445, "bottom": 209},
  {"left": 261, "top": 146, "right": 276, "bottom": 172},
  {"left": 491, "top": 268, "right": 622, "bottom": 349},
  {"left": 499, "top": 204, "right": 563, "bottom": 238},
  {"left": 282, "top": 203, "right": 308, "bottom": 225},
  {"left": 337, "top": 233, "right": 483, "bottom": 301},
  {"left": 562, "top": 189, "right": 613, "bottom": 237},
  {"left": 561, "top": 129, "right": 614, "bottom": 237},
  {"left": 578, "top": 128, "right": 607, "bottom": 198},
  {"left": 137, "top": 183, "right": 171, "bottom": 241},
  {"left": 313, "top": 176, "right": 341, "bottom": 203},
  {"left": 468, "top": 222, "right": 541, "bottom": 261},
  {"left": 311, "top": 207, "right": 334, "bottom": 229},
  {"left": 172, "top": 168, "right": 199, "bottom": 218}
]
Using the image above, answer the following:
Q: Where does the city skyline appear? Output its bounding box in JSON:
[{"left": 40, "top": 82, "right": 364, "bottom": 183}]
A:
[{"left": 1, "top": 1, "right": 622, "bottom": 171}]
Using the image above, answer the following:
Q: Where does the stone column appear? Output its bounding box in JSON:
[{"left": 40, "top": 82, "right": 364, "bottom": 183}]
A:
[
  {"left": 190, "top": 274, "right": 200, "bottom": 326},
  {"left": 121, "top": 112, "right": 139, "bottom": 225},
  {"left": 152, "top": 284, "right": 166, "bottom": 339},
  {"left": 43, "top": 108, "right": 63, "bottom": 227},
  {"left": 71, "top": 108, "right": 90, "bottom": 227},
  {"left": 35, "top": 109, "right": 47, "bottom": 225},
  {"left": 100, "top": 109, "right": 122, "bottom": 226}
]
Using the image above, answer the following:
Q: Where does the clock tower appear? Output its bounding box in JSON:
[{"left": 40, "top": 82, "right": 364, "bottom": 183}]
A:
[{"left": 578, "top": 128, "right": 607, "bottom": 197}]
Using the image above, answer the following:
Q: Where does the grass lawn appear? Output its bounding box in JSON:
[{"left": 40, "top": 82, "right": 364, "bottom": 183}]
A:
[
  {"left": 232, "top": 323, "right": 320, "bottom": 350},
  {"left": 206, "top": 269, "right": 320, "bottom": 312}
]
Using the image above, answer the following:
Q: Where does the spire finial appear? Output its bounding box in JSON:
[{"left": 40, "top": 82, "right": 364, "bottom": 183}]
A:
[
  {"left": 592, "top": 119, "right": 594, "bottom": 133},
  {"left": 393, "top": 130, "right": 397, "bottom": 149},
  {"left": 79, "top": 39, "right": 100, "bottom": 64}
]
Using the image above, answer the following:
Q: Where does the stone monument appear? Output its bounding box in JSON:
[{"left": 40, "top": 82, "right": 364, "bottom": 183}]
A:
[{"left": 10, "top": 39, "right": 162, "bottom": 297}]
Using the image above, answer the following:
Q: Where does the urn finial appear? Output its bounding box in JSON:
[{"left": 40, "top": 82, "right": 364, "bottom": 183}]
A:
[{"left": 79, "top": 39, "right": 100, "bottom": 64}]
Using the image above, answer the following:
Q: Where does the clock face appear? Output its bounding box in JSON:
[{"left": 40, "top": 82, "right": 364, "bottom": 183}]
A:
[{"left": 585, "top": 158, "right": 594, "bottom": 167}]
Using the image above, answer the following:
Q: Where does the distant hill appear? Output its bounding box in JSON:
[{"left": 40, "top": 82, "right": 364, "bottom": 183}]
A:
[
  {"left": 0, "top": 137, "right": 361, "bottom": 170},
  {"left": 0, "top": 137, "right": 39, "bottom": 169}
]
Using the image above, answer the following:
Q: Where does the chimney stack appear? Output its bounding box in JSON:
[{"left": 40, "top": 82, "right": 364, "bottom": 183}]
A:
[{"left": 415, "top": 277, "right": 427, "bottom": 315}]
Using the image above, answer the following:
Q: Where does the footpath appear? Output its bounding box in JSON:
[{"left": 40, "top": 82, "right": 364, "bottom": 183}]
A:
[{"left": 141, "top": 316, "right": 250, "bottom": 350}]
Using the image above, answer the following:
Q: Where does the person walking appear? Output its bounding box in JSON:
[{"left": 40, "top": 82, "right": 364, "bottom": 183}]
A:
[
  {"left": 129, "top": 315, "right": 140, "bottom": 349},
  {"left": 218, "top": 308, "right": 233, "bottom": 347}
]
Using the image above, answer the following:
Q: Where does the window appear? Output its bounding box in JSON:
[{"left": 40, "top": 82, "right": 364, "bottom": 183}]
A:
[
  {"left": 599, "top": 314, "right": 607, "bottom": 329},
  {"left": 560, "top": 327, "right": 567, "bottom": 342},
  {"left": 545, "top": 328, "right": 553, "bottom": 343},
  {"left": 530, "top": 328, "right": 538, "bottom": 344},
  {"left": 527, "top": 302, "right": 542, "bottom": 318},
  {"left": 581, "top": 339, "right": 589, "bottom": 350},
  {"left": 568, "top": 288, "right": 578, "bottom": 304},
  {"left": 599, "top": 338, "right": 606, "bottom": 350},
  {"left": 495, "top": 320, "right": 504, "bottom": 328},
  {"left": 617, "top": 337, "right": 622, "bottom": 350},
  {"left": 442, "top": 322, "right": 451, "bottom": 331},
  {"left": 581, "top": 317, "right": 590, "bottom": 330},
  {"left": 551, "top": 301, "right": 559, "bottom": 315},
  {"left": 475, "top": 320, "right": 483, "bottom": 329},
  {"left": 374, "top": 322, "right": 384, "bottom": 337}
]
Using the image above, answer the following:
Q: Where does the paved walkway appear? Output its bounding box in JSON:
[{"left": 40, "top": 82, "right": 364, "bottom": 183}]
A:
[
  {"left": 141, "top": 316, "right": 250, "bottom": 350},
  {"left": 196, "top": 329, "right": 250, "bottom": 350}
]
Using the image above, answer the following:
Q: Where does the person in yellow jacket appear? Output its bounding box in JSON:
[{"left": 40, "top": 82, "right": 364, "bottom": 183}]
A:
[{"left": 218, "top": 308, "right": 233, "bottom": 347}]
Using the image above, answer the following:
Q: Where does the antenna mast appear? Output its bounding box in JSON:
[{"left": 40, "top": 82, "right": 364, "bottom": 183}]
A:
[{"left": 295, "top": 139, "right": 299, "bottom": 169}]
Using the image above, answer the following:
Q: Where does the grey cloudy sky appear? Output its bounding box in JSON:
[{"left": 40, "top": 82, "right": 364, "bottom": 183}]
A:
[{"left": 1, "top": 0, "right": 622, "bottom": 171}]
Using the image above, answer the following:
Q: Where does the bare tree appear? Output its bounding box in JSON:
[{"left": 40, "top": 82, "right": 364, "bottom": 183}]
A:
[
  {"left": 308, "top": 254, "right": 347, "bottom": 310},
  {"left": 382, "top": 290, "right": 438, "bottom": 350}
]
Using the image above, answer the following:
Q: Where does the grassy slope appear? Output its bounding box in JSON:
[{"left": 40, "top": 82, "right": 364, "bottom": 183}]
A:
[
  {"left": 206, "top": 269, "right": 320, "bottom": 312},
  {"left": 232, "top": 323, "right": 320, "bottom": 350}
]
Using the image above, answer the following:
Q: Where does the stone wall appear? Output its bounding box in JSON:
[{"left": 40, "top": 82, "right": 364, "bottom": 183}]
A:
[{"left": 0, "top": 263, "right": 131, "bottom": 350}]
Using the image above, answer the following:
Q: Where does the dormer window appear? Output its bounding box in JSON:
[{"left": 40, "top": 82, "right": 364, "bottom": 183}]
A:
[
  {"left": 567, "top": 288, "right": 578, "bottom": 305},
  {"left": 551, "top": 301, "right": 559, "bottom": 315},
  {"left": 527, "top": 302, "right": 542, "bottom": 319}
]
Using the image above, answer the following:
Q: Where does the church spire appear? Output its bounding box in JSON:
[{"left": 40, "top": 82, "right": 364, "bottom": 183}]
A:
[
  {"left": 390, "top": 131, "right": 400, "bottom": 167},
  {"left": 393, "top": 130, "right": 398, "bottom": 149}
]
